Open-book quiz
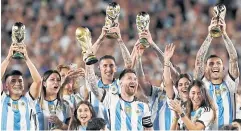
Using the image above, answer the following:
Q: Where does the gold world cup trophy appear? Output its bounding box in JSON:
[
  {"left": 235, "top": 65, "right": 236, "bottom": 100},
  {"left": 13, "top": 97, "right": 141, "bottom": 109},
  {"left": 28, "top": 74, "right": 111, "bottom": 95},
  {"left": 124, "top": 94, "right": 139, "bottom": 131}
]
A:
[
  {"left": 136, "top": 12, "right": 150, "bottom": 48},
  {"left": 76, "top": 27, "right": 98, "bottom": 65},
  {"left": 105, "top": 2, "right": 120, "bottom": 39},
  {"left": 210, "top": 4, "right": 226, "bottom": 38},
  {"left": 11, "top": 22, "right": 25, "bottom": 59}
]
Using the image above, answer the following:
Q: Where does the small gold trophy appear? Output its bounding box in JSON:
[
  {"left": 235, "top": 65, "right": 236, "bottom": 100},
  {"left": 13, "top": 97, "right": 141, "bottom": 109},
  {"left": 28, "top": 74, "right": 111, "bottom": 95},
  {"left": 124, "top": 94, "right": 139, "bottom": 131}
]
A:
[
  {"left": 136, "top": 12, "right": 150, "bottom": 48},
  {"left": 105, "top": 2, "right": 120, "bottom": 39},
  {"left": 210, "top": 4, "right": 226, "bottom": 38},
  {"left": 11, "top": 22, "right": 25, "bottom": 59},
  {"left": 76, "top": 27, "right": 98, "bottom": 65}
]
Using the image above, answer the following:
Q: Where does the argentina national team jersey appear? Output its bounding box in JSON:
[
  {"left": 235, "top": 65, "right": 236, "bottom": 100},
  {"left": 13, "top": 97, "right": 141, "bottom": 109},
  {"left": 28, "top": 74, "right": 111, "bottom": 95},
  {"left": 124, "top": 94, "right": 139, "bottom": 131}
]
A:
[
  {"left": 148, "top": 85, "right": 176, "bottom": 130},
  {"left": 36, "top": 99, "right": 71, "bottom": 130},
  {"left": 202, "top": 74, "right": 239, "bottom": 129},
  {"left": 179, "top": 107, "right": 215, "bottom": 130},
  {"left": 1, "top": 91, "right": 37, "bottom": 130},
  {"left": 89, "top": 79, "right": 119, "bottom": 129},
  {"left": 101, "top": 92, "right": 153, "bottom": 131}
]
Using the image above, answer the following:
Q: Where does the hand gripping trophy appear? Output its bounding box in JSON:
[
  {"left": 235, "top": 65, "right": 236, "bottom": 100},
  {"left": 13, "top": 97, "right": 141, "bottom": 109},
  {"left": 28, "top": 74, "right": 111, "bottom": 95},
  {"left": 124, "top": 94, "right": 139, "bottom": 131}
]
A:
[
  {"left": 136, "top": 12, "right": 150, "bottom": 48},
  {"left": 105, "top": 2, "right": 120, "bottom": 39},
  {"left": 11, "top": 22, "right": 25, "bottom": 59},
  {"left": 76, "top": 27, "right": 98, "bottom": 65},
  {"left": 210, "top": 4, "right": 226, "bottom": 38}
]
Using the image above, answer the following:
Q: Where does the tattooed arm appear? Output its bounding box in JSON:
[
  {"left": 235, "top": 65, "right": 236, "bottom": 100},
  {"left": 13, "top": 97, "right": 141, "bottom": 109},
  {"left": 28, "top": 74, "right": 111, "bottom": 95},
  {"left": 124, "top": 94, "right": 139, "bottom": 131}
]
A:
[
  {"left": 139, "top": 31, "right": 180, "bottom": 81},
  {"left": 86, "top": 65, "right": 105, "bottom": 101},
  {"left": 92, "top": 26, "right": 108, "bottom": 55},
  {"left": 108, "top": 24, "right": 132, "bottom": 68},
  {"left": 135, "top": 47, "right": 152, "bottom": 97},
  {"left": 194, "top": 34, "right": 212, "bottom": 79},
  {"left": 220, "top": 19, "right": 239, "bottom": 79},
  {"left": 117, "top": 38, "right": 132, "bottom": 69}
]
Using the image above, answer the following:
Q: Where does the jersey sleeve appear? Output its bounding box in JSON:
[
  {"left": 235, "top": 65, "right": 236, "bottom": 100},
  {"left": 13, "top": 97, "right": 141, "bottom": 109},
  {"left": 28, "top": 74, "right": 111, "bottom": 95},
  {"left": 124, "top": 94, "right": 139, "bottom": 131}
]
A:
[
  {"left": 224, "top": 73, "right": 239, "bottom": 93},
  {"left": 196, "top": 108, "right": 214, "bottom": 128},
  {"left": 142, "top": 103, "right": 153, "bottom": 128}
]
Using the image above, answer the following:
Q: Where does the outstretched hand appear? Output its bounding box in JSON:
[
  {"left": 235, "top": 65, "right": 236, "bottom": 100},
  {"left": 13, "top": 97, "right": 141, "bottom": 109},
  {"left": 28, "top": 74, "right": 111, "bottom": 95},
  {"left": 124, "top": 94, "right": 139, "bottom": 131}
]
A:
[
  {"left": 63, "top": 68, "right": 85, "bottom": 85},
  {"left": 164, "top": 43, "right": 175, "bottom": 62}
]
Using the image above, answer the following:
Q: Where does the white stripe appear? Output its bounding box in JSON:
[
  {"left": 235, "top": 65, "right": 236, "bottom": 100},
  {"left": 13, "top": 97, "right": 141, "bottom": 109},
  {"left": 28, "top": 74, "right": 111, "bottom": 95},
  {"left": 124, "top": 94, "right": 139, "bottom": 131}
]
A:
[
  {"left": 20, "top": 100, "right": 26, "bottom": 130},
  {"left": 131, "top": 102, "right": 137, "bottom": 130},
  {"left": 120, "top": 100, "right": 126, "bottom": 131},
  {"left": 6, "top": 101, "right": 14, "bottom": 130}
]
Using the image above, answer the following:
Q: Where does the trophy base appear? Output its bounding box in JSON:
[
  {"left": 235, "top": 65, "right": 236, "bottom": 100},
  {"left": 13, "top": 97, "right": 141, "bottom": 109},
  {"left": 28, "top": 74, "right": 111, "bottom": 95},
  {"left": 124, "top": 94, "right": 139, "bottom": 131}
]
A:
[
  {"left": 106, "top": 33, "right": 119, "bottom": 39},
  {"left": 139, "top": 38, "right": 150, "bottom": 48},
  {"left": 210, "top": 27, "right": 222, "bottom": 38},
  {"left": 12, "top": 52, "right": 24, "bottom": 59},
  {"left": 85, "top": 55, "right": 98, "bottom": 65}
]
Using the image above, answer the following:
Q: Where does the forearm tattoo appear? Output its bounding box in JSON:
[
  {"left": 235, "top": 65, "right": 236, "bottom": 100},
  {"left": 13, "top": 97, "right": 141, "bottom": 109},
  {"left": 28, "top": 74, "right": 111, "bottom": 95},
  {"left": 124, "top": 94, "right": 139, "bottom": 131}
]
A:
[
  {"left": 194, "top": 34, "right": 212, "bottom": 79},
  {"left": 86, "top": 65, "right": 103, "bottom": 98},
  {"left": 118, "top": 39, "right": 132, "bottom": 68},
  {"left": 222, "top": 33, "right": 239, "bottom": 78}
]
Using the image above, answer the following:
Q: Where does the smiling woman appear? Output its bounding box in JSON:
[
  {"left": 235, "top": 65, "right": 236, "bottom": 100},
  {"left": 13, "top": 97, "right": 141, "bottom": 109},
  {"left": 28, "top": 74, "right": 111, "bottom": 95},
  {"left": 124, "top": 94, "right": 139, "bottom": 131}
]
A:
[{"left": 170, "top": 80, "right": 217, "bottom": 130}]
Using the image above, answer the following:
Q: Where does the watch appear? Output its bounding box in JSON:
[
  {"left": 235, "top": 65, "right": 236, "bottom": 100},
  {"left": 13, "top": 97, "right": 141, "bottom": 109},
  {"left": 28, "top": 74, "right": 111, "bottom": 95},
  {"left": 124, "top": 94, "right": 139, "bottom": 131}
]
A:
[{"left": 180, "top": 112, "right": 185, "bottom": 118}]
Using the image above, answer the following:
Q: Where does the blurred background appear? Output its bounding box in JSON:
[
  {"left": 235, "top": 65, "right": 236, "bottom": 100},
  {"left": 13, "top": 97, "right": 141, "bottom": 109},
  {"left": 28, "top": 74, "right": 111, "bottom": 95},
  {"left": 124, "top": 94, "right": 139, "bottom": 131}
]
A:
[{"left": 1, "top": 0, "right": 241, "bottom": 88}]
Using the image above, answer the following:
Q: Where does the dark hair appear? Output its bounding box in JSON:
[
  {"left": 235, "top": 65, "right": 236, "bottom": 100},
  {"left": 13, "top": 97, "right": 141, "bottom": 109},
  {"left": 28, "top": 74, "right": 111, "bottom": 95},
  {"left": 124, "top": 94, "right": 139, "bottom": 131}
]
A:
[
  {"left": 119, "top": 69, "right": 136, "bottom": 80},
  {"left": 206, "top": 55, "right": 223, "bottom": 63},
  {"left": 5, "top": 70, "right": 23, "bottom": 81},
  {"left": 86, "top": 118, "right": 106, "bottom": 130},
  {"left": 219, "top": 124, "right": 238, "bottom": 130},
  {"left": 99, "top": 55, "right": 116, "bottom": 65},
  {"left": 69, "top": 101, "right": 96, "bottom": 130},
  {"left": 186, "top": 80, "right": 216, "bottom": 123},
  {"left": 233, "top": 119, "right": 241, "bottom": 124},
  {"left": 42, "top": 70, "right": 61, "bottom": 97},
  {"left": 39, "top": 70, "right": 62, "bottom": 109},
  {"left": 175, "top": 73, "right": 192, "bottom": 87}
]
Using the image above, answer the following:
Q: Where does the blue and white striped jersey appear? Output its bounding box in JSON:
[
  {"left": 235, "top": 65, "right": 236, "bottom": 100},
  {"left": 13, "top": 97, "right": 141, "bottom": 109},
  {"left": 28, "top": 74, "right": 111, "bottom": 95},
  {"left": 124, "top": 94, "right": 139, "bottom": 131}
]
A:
[
  {"left": 1, "top": 91, "right": 37, "bottom": 130},
  {"left": 148, "top": 85, "right": 176, "bottom": 130},
  {"left": 88, "top": 79, "right": 119, "bottom": 129},
  {"left": 102, "top": 92, "right": 153, "bottom": 130},
  {"left": 179, "top": 107, "right": 215, "bottom": 130},
  {"left": 36, "top": 99, "right": 71, "bottom": 130},
  {"left": 202, "top": 74, "right": 239, "bottom": 129}
]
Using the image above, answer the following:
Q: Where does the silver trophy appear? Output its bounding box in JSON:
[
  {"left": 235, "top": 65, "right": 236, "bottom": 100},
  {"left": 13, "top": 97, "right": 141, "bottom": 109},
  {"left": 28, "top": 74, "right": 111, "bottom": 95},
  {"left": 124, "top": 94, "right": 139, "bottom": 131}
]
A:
[
  {"left": 210, "top": 4, "right": 226, "bottom": 38},
  {"left": 11, "top": 22, "right": 25, "bottom": 59},
  {"left": 136, "top": 12, "right": 150, "bottom": 48},
  {"left": 105, "top": 2, "right": 120, "bottom": 39}
]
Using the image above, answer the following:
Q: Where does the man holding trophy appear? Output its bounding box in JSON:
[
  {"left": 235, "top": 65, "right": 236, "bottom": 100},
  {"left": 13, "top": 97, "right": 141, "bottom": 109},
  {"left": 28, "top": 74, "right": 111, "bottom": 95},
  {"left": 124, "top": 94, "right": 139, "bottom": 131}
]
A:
[
  {"left": 1, "top": 22, "right": 42, "bottom": 130},
  {"left": 194, "top": 4, "right": 239, "bottom": 129}
]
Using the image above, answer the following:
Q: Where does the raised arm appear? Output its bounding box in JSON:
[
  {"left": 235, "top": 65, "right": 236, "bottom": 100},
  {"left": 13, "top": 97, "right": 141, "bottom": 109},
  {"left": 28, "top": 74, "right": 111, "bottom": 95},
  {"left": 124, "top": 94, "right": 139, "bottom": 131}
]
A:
[
  {"left": 85, "top": 65, "right": 105, "bottom": 101},
  {"left": 140, "top": 31, "right": 180, "bottom": 81},
  {"left": 20, "top": 44, "right": 41, "bottom": 99},
  {"left": 194, "top": 20, "right": 216, "bottom": 79},
  {"left": 163, "top": 44, "right": 176, "bottom": 99},
  {"left": 1, "top": 44, "right": 19, "bottom": 80},
  {"left": 92, "top": 26, "right": 108, "bottom": 55},
  {"left": 135, "top": 44, "right": 152, "bottom": 97},
  {"left": 109, "top": 24, "right": 132, "bottom": 69},
  {"left": 220, "top": 19, "right": 239, "bottom": 79}
]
